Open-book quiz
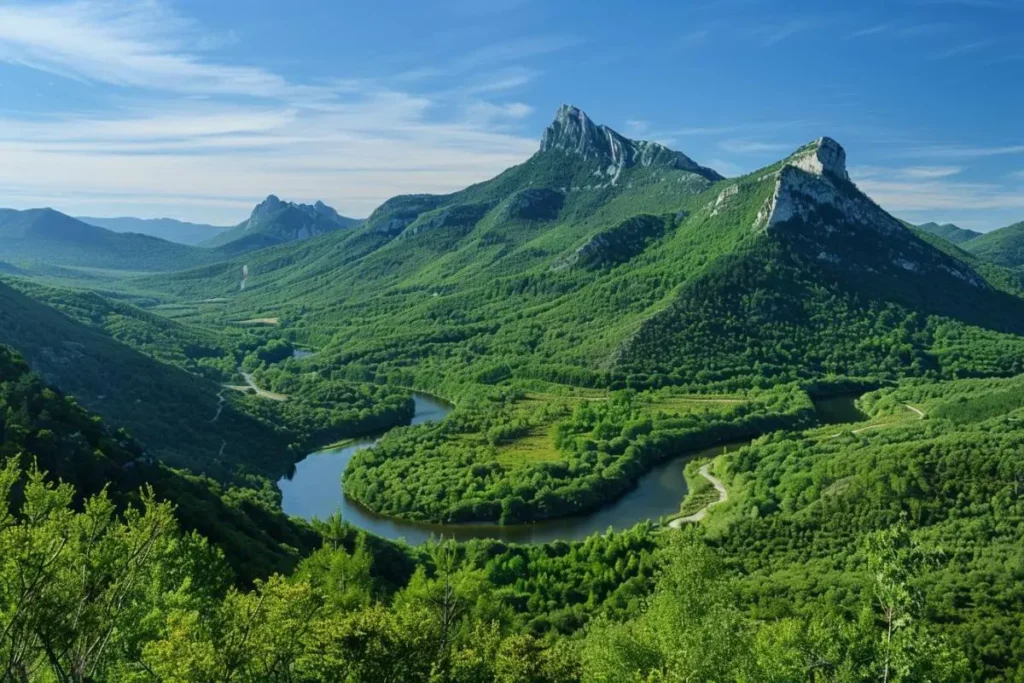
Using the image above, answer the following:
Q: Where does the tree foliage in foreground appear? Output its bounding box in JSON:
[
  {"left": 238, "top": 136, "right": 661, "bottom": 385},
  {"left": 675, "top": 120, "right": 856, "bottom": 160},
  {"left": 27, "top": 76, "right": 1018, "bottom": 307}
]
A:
[{"left": 0, "top": 467, "right": 966, "bottom": 682}]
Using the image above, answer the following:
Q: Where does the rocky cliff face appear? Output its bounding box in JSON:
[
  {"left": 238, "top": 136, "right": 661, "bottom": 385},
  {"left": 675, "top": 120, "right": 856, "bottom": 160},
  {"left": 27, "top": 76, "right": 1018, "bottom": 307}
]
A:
[
  {"left": 753, "top": 138, "right": 984, "bottom": 286},
  {"left": 539, "top": 105, "right": 723, "bottom": 183},
  {"left": 787, "top": 137, "right": 849, "bottom": 180}
]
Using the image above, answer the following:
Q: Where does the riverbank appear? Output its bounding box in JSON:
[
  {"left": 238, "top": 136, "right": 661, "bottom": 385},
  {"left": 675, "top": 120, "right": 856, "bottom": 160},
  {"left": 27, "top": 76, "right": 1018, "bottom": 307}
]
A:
[{"left": 669, "top": 464, "right": 728, "bottom": 528}]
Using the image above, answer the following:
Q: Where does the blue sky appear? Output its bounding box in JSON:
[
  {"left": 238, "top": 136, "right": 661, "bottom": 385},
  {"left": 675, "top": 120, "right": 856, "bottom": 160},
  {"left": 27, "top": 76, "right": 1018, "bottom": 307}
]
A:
[{"left": 0, "top": 0, "right": 1021, "bottom": 230}]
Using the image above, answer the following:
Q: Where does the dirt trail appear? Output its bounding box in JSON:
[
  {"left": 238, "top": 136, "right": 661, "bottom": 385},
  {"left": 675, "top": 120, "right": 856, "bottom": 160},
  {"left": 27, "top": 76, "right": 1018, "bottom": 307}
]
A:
[
  {"left": 822, "top": 403, "right": 925, "bottom": 439},
  {"left": 904, "top": 403, "right": 925, "bottom": 419},
  {"left": 669, "top": 464, "right": 728, "bottom": 528},
  {"left": 240, "top": 371, "right": 288, "bottom": 401},
  {"left": 223, "top": 370, "right": 289, "bottom": 401},
  {"left": 209, "top": 390, "right": 227, "bottom": 423}
]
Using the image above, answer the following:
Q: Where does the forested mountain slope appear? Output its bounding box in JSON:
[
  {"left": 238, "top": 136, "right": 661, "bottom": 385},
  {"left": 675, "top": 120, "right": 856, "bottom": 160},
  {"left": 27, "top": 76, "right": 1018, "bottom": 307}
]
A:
[
  {"left": 615, "top": 139, "right": 1024, "bottom": 384},
  {"left": 0, "top": 280, "right": 294, "bottom": 479},
  {"left": 0, "top": 345, "right": 317, "bottom": 582},
  {"left": 962, "top": 219, "right": 1024, "bottom": 268},
  {"left": 133, "top": 110, "right": 1024, "bottom": 397}
]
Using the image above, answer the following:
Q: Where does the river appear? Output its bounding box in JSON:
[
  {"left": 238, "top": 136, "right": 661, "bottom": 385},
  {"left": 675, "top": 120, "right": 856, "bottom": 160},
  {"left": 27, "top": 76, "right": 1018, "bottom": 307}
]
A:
[
  {"left": 813, "top": 394, "right": 868, "bottom": 424},
  {"left": 278, "top": 393, "right": 738, "bottom": 544}
]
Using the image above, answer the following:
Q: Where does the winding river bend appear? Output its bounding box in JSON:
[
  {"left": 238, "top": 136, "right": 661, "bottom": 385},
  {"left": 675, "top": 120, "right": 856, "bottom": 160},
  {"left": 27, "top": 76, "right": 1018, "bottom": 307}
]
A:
[{"left": 278, "top": 393, "right": 737, "bottom": 544}]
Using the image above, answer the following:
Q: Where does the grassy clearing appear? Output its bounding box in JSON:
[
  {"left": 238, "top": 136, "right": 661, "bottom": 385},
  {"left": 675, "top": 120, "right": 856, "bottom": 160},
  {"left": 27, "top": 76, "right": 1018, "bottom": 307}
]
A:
[
  {"left": 495, "top": 428, "right": 562, "bottom": 467},
  {"left": 492, "top": 389, "right": 750, "bottom": 469}
]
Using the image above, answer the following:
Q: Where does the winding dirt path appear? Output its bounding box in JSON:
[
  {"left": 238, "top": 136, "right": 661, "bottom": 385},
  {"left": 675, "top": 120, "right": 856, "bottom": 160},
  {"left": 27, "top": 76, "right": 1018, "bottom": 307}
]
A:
[
  {"left": 209, "top": 389, "right": 227, "bottom": 423},
  {"left": 904, "top": 403, "right": 925, "bottom": 419},
  {"left": 223, "top": 371, "right": 289, "bottom": 402},
  {"left": 669, "top": 464, "right": 728, "bottom": 528},
  {"left": 667, "top": 403, "right": 925, "bottom": 529},
  {"left": 240, "top": 371, "right": 288, "bottom": 401},
  {"left": 822, "top": 403, "right": 925, "bottom": 439}
]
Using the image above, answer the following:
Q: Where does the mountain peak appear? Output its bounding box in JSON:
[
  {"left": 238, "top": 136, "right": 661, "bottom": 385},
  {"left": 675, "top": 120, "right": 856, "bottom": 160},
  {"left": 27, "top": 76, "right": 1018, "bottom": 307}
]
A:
[
  {"left": 251, "top": 194, "right": 284, "bottom": 218},
  {"left": 786, "top": 137, "right": 848, "bottom": 180},
  {"left": 538, "top": 105, "right": 723, "bottom": 181}
]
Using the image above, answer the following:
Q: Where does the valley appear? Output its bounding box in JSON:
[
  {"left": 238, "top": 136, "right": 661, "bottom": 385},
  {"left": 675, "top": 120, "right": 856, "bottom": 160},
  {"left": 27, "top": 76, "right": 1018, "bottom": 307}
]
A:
[{"left": 3, "top": 104, "right": 1024, "bottom": 680}]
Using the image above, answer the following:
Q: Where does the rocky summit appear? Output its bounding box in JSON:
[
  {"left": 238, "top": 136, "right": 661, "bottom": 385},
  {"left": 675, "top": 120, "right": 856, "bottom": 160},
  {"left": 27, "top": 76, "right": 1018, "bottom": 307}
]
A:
[{"left": 539, "top": 104, "right": 723, "bottom": 182}]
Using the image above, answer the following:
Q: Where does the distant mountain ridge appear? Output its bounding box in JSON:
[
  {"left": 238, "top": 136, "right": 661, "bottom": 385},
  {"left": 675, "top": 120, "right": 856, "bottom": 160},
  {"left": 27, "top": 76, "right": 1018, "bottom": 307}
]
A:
[
  {"left": 0, "top": 208, "right": 220, "bottom": 272},
  {"left": 78, "top": 215, "right": 230, "bottom": 245},
  {"left": 201, "top": 195, "right": 362, "bottom": 253},
  {"left": 916, "top": 221, "right": 982, "bottom": 245}
]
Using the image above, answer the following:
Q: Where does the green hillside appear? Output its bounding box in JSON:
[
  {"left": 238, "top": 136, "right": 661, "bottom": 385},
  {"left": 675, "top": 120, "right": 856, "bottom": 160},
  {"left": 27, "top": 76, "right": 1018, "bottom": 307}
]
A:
[
  {"left": 0, "top": 280, "right": 296, "bottom": 480},
  {"left": 962, "top": 220, "right": 1024, "bottom": 267},
  {"left": 137, "top": 120, "right": 1024, "bottom": 394},
  {"left": 916, "top": 221, "right": 982, "bottom": 244},
  {"left": 0, "top": 344, "right": 317, "bottom": 582},
  {"left": 0, "top": 208, "right": 221, "bottom": 272}
]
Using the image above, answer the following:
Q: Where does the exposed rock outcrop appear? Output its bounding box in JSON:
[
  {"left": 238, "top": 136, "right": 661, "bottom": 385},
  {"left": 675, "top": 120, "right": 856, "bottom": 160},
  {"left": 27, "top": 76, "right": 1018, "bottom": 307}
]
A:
[
  {"left": 539, "top": 105, "right": 723, "bottom": 183},
  {"left": 752, "top": 138, "right": 985, "bottom": 287}
]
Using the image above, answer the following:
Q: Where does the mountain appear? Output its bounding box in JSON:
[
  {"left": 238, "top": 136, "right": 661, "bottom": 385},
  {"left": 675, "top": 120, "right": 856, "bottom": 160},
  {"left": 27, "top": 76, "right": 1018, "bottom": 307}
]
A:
[
  {"left": 132, "top": 105, "right": 727, "bottom": 301},
  {"left": 135, "top": 108, "right": 1024, "bottom": 388},
  {"left": 0, "top": 208, "right": 222, "bottom": 272},
  {"left": 201, "top": 195, "right": 362, "bottom": 254},
  {"left": 77, "top": 215, "right": 231, "bottom": 245},
  {"left": 961, "top": 220, "right": 1024, "bottom": 267},
  {"left": 915, "top": 221, "right": 982, "bottom": 245},
  {"left": 540, "top": 104, "right": 723, "bottom": 182},
  {"left": 0, "top": 279, "right": 295, "bottom": 480}
]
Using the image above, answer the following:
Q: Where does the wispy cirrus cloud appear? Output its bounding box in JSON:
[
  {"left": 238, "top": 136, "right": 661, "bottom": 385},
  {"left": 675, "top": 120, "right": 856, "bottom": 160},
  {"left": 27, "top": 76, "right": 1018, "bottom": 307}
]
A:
[
  {"left": 624, "top": 120, "right": 650, "bottom": 137},
  {"left": 845, "top": 22, "right": 896, "bottom": 39},
  {"left": 719, "top": 139, "right": 793, "bottom": 155},
  {"left": 0, "top": 1, "right": 327, "bottom": 99},
  {"left": 0, "top": 0, "right": 567, "bottom": 222},
  {"left": 754, "top": 19, "right": 819, "bottom": 46},
  {"left": 903, "top": 143, "right": 1024, "bottom": 158},
  {"left": 930, "top": 39, "right": 994, "bottom": 59},
  {"left": 678, "top": 27, "right": 712, "bottom": 48},
  {"left": 901, "top": 166, "right": 965, "bottom": 178},
  {"left": 851, "top": 165, "right": 1024, "bottom": 230}
]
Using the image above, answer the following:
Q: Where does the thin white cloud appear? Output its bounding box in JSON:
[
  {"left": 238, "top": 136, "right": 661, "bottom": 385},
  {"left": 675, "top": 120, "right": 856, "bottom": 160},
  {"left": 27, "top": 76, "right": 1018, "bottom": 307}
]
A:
[
  {"left": 845, "top": 22, "right": 896, "bottom": 39},
  {"left": 720, "top": 139, "right": 792, "bottom": 155},
  {"left": 624, "top": 120, "right": 650, "bottom": 137},
  {"left": 854, "top": 176, "right": 1024, "bottom": 212},
  {"left": 757, "top": 19, "right": 817, "bottom": 46},
  {"left": 904, "top": 144, "right": 1024, "bottom": 158},
  {"left": 0, "top": 1, "right": 331, "bottom": 99},
  {"left": 901, "top": 166, "right": 964, "bottom": 179},
  {"left": 0, "top": 0, "right": 555, "bottom": 223},
  {"left": 453, "top": 35, "right": 582, "bottom": 71},
  {"left": 678, "top": 28, "right": 711, "bottom": 48},
  {"left": 461, "top": 101, "right": 534, "bottom": 126},
  {"left": 930, "top": 40, "right": 994, "bottom": 59}
]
